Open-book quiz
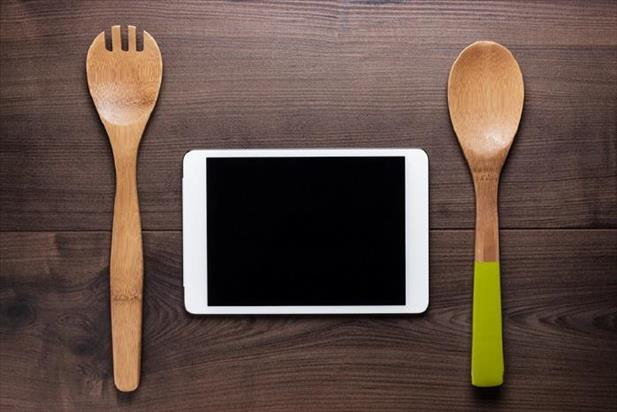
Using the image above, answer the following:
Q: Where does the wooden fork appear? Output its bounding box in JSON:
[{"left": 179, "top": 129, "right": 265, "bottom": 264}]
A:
[{"left": 86, "top": 25, "right": 162, "bottom": 392}]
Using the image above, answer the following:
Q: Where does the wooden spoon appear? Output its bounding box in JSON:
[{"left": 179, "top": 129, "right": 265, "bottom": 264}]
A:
[
  {"left": 86, "top": 25, "right": 163, "bottom": 392},
  {"left": 447, "top": 41, "right": 524, "bottom": 387}
]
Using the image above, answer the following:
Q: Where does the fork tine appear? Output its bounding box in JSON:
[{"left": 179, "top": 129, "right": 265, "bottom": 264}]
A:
[
  {"left": 111, "top": 25, "right": 121, "bottom": 51},
  {"left": 128, "top": 25, "right": 136, "bottom": 52},
  {"left": 143, "top": 31, "right": 157, "bottom": 51}
]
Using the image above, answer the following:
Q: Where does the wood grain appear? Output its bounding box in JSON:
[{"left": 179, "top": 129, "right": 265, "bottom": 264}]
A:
[
  {"left": 1, "top": 230, "right": 616, "bottom": 410},
  {"left": 1, "top": 0, "right": 616, "bottom": 231},
  {"left": 1, "top": 0, "right": 616, "bottom": 410}
]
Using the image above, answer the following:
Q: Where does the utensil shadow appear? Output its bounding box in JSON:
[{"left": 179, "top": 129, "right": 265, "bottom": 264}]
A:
[{"left": 472, "top": 385, "right": 502, "bottom": 405}]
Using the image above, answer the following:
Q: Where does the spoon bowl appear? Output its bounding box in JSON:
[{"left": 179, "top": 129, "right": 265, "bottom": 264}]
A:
[{"left": 448, "top": 41, "right": 524, "bottom": 166}]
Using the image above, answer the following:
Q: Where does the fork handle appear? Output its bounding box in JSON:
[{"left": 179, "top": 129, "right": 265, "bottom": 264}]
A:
[{"left": 109, "top": 145, "right": 143, "bottom": 392}]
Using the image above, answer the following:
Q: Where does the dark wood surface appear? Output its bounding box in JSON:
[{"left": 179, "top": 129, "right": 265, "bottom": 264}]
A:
[{"left": 1, "top": 0, "right": 616, "bottom": 410}]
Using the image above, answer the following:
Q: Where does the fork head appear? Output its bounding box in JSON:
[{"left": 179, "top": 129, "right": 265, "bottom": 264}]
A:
[{"left": 86, "top": 26, "right": 163, "bottom": 127}]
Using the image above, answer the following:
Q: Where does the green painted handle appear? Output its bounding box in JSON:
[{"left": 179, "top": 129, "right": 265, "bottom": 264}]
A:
[{"left": 472, "top": 261, "right": 504, "bottom": 387}]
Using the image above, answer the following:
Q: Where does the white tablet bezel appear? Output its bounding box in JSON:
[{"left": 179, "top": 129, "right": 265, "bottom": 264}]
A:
[{"left": 183, "top": 148, "right": 428, "bottom": 314}]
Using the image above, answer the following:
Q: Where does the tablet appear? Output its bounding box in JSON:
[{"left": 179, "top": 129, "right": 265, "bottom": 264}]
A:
[{"left": 183, "top": 149, "right": 428, "bottom": 314}]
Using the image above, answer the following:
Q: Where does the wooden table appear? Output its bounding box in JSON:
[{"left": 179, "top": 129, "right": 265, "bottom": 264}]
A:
[{"left": 1, "top": 1, "right": 616, "bottom": 410}]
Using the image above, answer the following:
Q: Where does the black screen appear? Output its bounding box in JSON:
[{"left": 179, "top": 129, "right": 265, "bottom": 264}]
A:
[{"left": 206, "top": 157, "right": 406, "bottom": 306}]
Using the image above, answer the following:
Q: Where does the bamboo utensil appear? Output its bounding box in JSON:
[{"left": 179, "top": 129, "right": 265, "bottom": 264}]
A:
[
  {"left": 86, "top": 25, "right": 163, "bottom": 392},
  {"left": 447, "top": 41, "right": 524, "bottom": 387}
]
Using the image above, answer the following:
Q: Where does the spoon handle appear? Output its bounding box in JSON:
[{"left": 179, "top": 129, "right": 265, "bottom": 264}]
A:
[
  {"left": 108, "top": 125, "right": 144, "bottom": 392},
  {"left": 471, "top": 176, "right": 504, "bottom": 387}
]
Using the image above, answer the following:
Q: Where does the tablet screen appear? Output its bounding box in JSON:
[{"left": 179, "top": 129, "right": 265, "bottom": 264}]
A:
[{"left": 206, "top": 157, "right": 406, "bottom": 306}]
